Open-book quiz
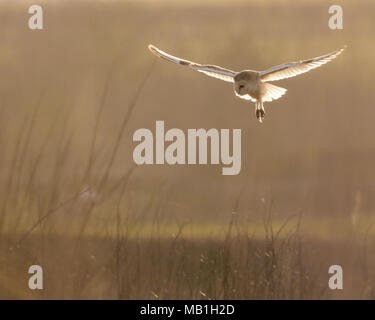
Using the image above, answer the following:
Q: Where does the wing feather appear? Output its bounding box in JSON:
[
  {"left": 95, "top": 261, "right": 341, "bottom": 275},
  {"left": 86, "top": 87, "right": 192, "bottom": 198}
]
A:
[
  {"left": 235, "top": 91, "right": 256, "bottom": 102},
  {"left": 262, "top": 83, "right": 287, "bottom": 102},
  {"left": 259, "top": 46, "right": 345, "bottom": 82},
  {"left": 148, "top": 44, "right": 236, "bottom": 83}
]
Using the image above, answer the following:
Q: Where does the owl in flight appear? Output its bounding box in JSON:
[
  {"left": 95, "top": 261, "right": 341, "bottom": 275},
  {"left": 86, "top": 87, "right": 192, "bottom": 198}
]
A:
[{"left": 148, "top": 44, "right": 345, "bottom": 123}]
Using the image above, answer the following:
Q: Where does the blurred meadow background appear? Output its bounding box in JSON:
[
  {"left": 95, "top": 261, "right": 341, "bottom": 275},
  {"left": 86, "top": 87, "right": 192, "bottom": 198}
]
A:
[{"left": 1, "top": 0, "right": 375, "bottom": 299}]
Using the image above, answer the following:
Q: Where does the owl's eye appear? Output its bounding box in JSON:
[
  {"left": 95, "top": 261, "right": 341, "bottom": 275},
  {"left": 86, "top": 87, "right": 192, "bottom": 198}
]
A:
[{"left": 239, "top": 84, "right": 245, "bottom": 90}]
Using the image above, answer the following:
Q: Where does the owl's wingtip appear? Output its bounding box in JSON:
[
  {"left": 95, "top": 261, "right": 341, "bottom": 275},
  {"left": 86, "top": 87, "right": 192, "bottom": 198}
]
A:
[
  {"left": 148, "top": 44, "right": 160, "bottom": 57},
  {"left": 148, "top": 44, "right": 157, "bottom": 52}
]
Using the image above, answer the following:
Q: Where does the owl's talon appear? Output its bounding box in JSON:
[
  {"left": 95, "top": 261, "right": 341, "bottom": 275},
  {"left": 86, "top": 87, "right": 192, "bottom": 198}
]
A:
[{"left": 256, "top": 109, "right": 265, "bottom": 123}]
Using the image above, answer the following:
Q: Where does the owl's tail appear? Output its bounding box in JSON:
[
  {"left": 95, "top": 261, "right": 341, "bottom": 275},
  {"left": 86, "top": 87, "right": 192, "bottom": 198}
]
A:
[{"left": 262, "top": 83, "right": 287, "bottom": 102}]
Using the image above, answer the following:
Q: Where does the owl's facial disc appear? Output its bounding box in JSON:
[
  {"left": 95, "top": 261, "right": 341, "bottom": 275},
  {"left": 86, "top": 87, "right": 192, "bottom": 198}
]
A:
[{"left": 236, "top": 81, "right": 247, "bottom": 95}]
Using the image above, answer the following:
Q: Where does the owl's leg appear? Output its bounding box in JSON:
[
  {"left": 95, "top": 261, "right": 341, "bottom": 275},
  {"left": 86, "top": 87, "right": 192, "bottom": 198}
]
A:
[
  {"left": 254, "top": 102, "right": 261, "bottom": 122},
  {"left": 255, "top": 100, "right": 265, "bottom": 123},
  {"left": 260, "top": 100, "right": 265, "bottom": 118}
]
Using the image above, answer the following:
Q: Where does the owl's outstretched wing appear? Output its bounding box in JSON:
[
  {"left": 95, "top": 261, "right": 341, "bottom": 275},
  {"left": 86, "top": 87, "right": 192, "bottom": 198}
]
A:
[
  {"left": 148, "top": 44, "right": 236, "bottom": 83},
  {"left": 259, "top": 46, "right": 345, "bottom": 82}
]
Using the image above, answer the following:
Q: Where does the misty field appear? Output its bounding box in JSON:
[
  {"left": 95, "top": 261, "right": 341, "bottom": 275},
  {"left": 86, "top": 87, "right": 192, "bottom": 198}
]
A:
[{"left": 1, "top": 0, "right": 375, "bottom": 299}]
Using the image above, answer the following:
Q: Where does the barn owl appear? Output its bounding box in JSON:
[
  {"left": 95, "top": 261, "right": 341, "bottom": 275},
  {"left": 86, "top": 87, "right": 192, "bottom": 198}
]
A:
[{"left": 148, "top": 44, "right": 345, "bottom": 123}]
